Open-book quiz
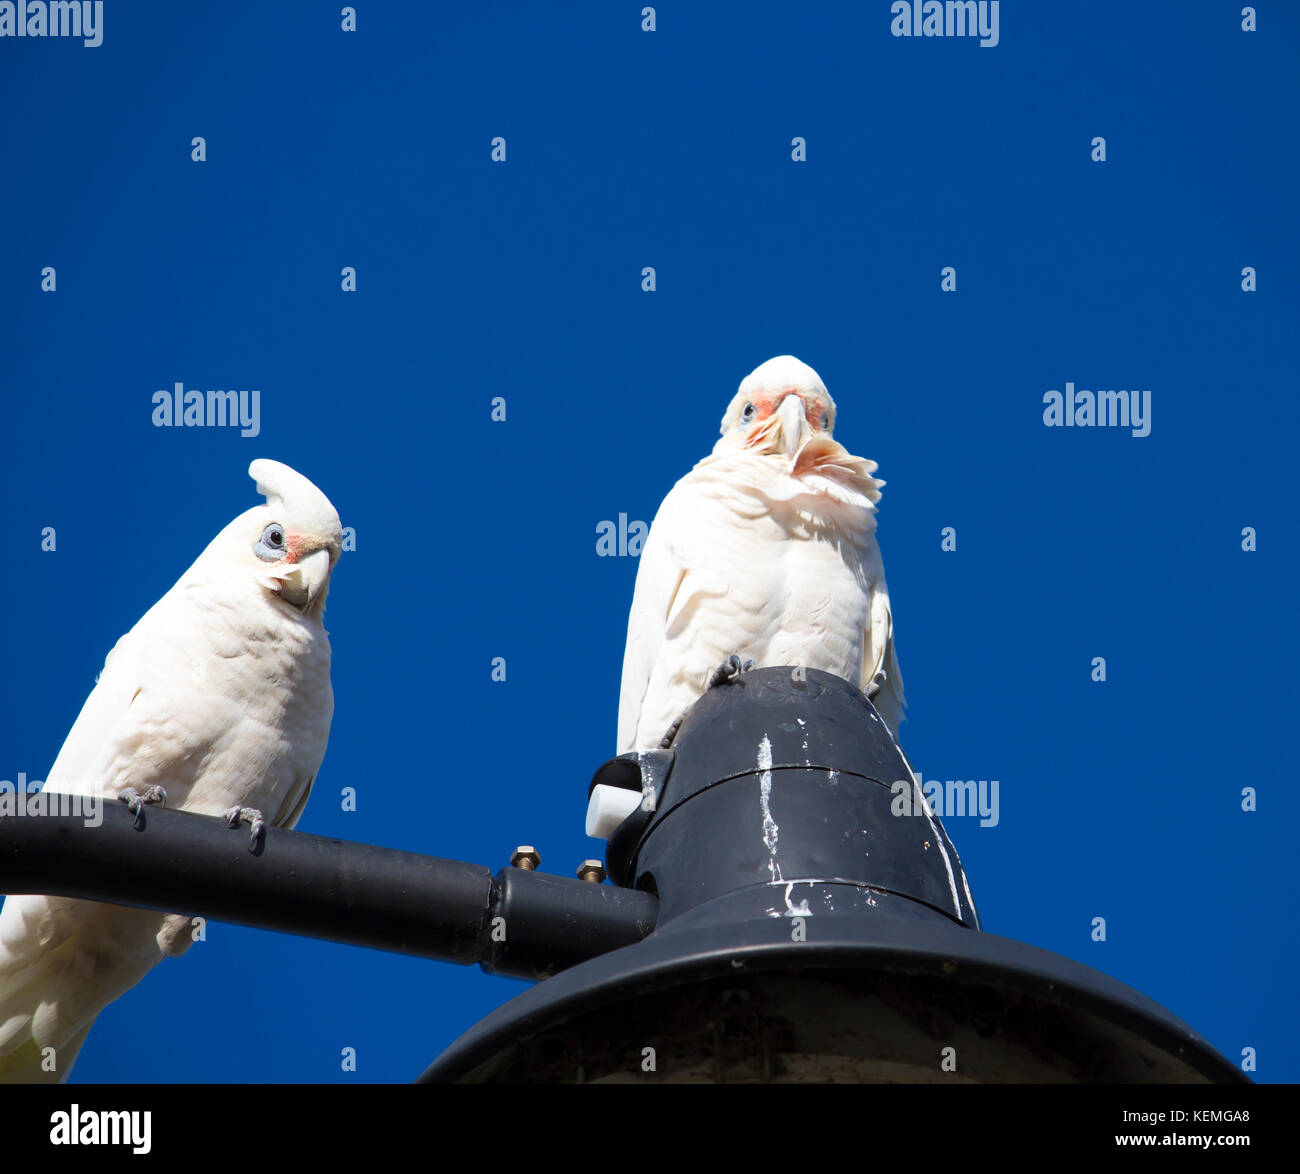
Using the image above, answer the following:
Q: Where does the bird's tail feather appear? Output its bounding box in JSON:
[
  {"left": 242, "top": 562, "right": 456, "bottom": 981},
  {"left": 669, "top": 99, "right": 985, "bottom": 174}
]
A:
[
  {"left": 0, "top": 896, "right": 155, "bottom": 1083},
  {"left": 0, "top": 929, "right": 99, "bottom": 1083},
  {"left": 0, "top": 1020, "right": 91, "bottom": 1083}
]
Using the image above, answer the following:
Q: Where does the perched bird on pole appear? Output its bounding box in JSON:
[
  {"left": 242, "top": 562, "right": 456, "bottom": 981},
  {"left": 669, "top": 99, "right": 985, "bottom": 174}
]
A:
[
  {"left": 618, "top": 355, "right": 904, "bottom": 753},
  {"left": 0, "top": 459, "right": 342, "bottom": 1082}
]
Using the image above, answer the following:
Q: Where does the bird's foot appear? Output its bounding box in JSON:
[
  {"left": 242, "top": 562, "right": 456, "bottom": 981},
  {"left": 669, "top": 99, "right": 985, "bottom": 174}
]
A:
[
  {"left": 659, "top": 656, "right": 756, "bottom": 748},
  {"left": 706, "top": 654, "right": 755, "bottom": 690},
  {"left": 118, "top": 785, "right": 167, "bottom": 831},
  {"left": 658, "top": 713, "right": 685, "bottom": 750},
  {"left": 222, "top": 806, "right": 266, "bottom": 852}
]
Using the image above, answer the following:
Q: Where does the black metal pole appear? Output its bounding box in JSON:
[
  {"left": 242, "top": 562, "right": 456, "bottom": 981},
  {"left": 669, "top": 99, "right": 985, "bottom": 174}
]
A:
[
  {"left": 0, "top": 668, "right": 1247, "bottom": 1084},
  {"left": 0, "top": 801, "right": 656, "bottom": 978}
]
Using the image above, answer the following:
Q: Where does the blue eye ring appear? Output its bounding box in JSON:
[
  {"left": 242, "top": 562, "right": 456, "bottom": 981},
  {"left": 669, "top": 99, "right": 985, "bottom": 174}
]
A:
[
  {"left": 254, "top": 523, "right": 287, "bottom": 562},
  {"left": 741, "top": 402, "right": 756, "bottom": 423}
]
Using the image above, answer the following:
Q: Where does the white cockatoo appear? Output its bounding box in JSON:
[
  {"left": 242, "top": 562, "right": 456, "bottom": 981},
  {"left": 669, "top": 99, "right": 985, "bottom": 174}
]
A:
[
  {"left": 0, "top": 459, "right": 342, "bottom": 1083},
  {"left": 618, "top": 355, "right": 904, "bottom": 752}
]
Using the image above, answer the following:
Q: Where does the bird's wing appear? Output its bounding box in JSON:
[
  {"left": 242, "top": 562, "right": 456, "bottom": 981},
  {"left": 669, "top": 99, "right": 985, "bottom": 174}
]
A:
[
  {"left": 42, "top": 590, "right": 224, "bottom": 810},
  {"left": 863, "top": 574, "right": 906, "bottom": 736},
  {"left": 271, "top": 773, "right": 316, "bottom": 830},
  {"left": 617, "top": 485, "right": 692, "bottom": 753},
  {"left": 42, "top": 628, "right": 146, "bottom": 799}
]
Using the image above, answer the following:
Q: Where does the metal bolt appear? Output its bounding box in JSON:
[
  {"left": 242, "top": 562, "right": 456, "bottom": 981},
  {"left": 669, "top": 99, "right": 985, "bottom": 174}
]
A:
[
  {"left": 510, "top": 845, "right": 540, "bottom": 871},
  {"left": 577, "top": 859, "right": 606, "bottom": 884}
]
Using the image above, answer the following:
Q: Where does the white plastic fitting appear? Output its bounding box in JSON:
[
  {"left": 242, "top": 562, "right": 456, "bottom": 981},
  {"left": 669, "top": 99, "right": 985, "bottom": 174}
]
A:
[{"left": 585, "top": 784, "right": 644, "bottom": 839}]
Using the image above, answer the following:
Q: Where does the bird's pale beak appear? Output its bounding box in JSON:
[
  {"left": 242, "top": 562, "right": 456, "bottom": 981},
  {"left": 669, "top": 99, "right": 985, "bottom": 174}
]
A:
[
  {"left": 279, "top": 548, "right": 333, "bottom": 611},
  {"left": 776, "top": 393, "right": 812, "bottom": 457}
]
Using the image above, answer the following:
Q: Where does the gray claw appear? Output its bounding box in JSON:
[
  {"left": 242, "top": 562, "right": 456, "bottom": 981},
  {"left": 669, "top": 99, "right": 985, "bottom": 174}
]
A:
[
  {"left": 118, "top": 785, "right": 167, "bottom": 830},
  {"left": 706, "top": 654, "right": 746, "bottom": 690},
  {"left": 658, "top": 713, "right": 685, "bottom": 750},
  {"left": 223, "top": 806, "right": 266, "bottom": 852},
  {"left": 661, "top": 655, "right": 755, "bottom": 747}
]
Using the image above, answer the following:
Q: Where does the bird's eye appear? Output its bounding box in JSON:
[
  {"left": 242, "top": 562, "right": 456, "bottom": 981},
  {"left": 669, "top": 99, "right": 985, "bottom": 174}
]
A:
[
  {"left": 254, "top": 524, "right": 287, "bottom": 562},
  {"left": 742, "top": 402, "right": 756, "bottom": 423},
  {"left": 820, "top": 412, "right": 829, "bottom": 429}
]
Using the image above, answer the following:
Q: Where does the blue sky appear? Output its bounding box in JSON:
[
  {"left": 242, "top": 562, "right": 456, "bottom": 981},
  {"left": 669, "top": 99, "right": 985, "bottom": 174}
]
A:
[{"left": 1, "top": 1, "right": 1295, "bottom": 1082}]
